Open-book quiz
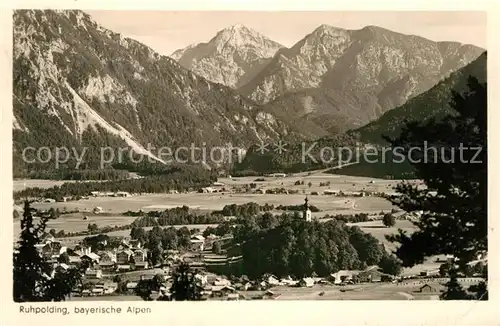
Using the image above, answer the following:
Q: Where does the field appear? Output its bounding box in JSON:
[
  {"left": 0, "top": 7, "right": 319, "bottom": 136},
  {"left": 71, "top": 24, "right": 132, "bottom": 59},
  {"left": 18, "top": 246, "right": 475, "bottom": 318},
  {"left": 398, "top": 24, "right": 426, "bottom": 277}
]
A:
[
  {"left": 267, "top": 282, "right": 443, "bottom": 300},
  {"left": 14, "top": 173, "right": 417, "bottom": 247},
  {"left": 66, "top": 281, "right": 447, "bottom": 301},
  {"left": 27, "top": 173, "right": 402, "bottom": 214}
]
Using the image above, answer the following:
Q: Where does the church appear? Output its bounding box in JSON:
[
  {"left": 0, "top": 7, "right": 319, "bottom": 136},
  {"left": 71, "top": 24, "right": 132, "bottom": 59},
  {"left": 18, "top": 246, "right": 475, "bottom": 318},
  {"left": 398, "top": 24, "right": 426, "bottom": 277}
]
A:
[{"left": 303, "top": 197, "right": 312, "bottom": 222}]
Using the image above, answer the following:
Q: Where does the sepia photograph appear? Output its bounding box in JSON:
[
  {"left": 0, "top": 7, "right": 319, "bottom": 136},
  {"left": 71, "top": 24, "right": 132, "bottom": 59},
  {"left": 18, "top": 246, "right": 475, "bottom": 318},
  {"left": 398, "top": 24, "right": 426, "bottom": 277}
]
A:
[{"left": 11, "top": 8, "right": 488, "bottom": 306}]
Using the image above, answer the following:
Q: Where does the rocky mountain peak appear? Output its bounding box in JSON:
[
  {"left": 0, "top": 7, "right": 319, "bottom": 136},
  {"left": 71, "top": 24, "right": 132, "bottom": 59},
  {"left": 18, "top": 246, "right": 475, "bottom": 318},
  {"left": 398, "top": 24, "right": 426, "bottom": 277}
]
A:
[{"left": 172, "top": 24, "right": 284, "bottom": 88}]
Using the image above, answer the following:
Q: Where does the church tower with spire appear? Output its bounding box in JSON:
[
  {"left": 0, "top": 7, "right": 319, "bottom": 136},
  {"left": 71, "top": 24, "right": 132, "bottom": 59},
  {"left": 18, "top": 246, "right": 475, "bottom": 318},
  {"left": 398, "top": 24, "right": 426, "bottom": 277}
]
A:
[{"left": 303, "top": 196, "right": 312, "bottom": 222}]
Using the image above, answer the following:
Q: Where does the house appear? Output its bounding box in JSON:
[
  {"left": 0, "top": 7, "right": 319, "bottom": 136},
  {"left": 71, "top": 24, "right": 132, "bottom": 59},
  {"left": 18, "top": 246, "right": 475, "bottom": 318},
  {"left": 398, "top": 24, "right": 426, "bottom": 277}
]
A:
[
  {"left": 81, "top": 252, "right": 100, "bottom": 266},
  {"left": 132, "top": 249, "right": 148, "bottom": 270},
  {"left": 74, "top": 245, "right": 92, "bottom": 256},
  {"left": 93, "top": 282, "right": 105, "bottom": 296},
  {"left": 265, "top": 275, "right": 280, "bottom": 286},
  {"left": 44, "top": 198, "right": 56, "bottom": 203},
  {"left": 90, "top": 191, "right": 99, "bottom": 197},
  {"left": 419, "top": 284, "right": 439, "bottom": 293},
  {"left": 41, "top": 241, "right": 66, "bottom": 258},
  {"left": 103, "top": 282, "right": 118, "bottom": 294},
  {"left": 85, "top": 268, "right": 102, "bottom": 279},
  {"left": 190, "top": 235, "right": 205, "bottom": 251},
  {"left": 299, "top": 278, "right": 315, "bottom": 288},
  {"left": 116, "top": 191, "right": 130, "bottom": 197},
  {"left": 98, "top": 252, "right": 117, "bottom": 271},
  {"left": 213, "top": 278, "right": 231, "bottom": 287},
  {"left": 324, "top": 189, "right": 340, "bottom": 195},
  {"left": 117, "top": 250, "right": 134, "bottom": 265},
  {"left": 330, "top": 270, "right": 360, "bottom": 284},
  {"left": 126, "top": 282, "right": 138, "bottom": 294}
]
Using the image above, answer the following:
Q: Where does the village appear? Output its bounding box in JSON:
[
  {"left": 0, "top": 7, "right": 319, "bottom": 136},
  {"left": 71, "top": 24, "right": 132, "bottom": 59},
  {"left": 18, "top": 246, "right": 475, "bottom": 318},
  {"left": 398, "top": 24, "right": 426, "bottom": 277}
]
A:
[{"left": 34, "top": 225, "right": 486, "bottom": 301}]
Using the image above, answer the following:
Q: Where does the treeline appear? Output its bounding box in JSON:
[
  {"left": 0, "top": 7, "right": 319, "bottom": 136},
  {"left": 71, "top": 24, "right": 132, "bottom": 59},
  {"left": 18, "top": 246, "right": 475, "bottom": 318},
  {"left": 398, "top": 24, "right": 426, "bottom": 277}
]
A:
[
  {"left": 220, "top": 212, "right": 401, "bottom": 279},
  {"left": 214, "top": 203, "right": 274, "bottom": 217},
  {"left": 21, "top": 169, "right": 131, "bottom": 181},
  {"left": 332, "top": 213, "right": 370, "bottom": 223},
  {"left": 13, "top": 166, "right": 217, "bottom": 200},
  {"left": 129, "top": 206, "right": 225, "bottom": 228}
]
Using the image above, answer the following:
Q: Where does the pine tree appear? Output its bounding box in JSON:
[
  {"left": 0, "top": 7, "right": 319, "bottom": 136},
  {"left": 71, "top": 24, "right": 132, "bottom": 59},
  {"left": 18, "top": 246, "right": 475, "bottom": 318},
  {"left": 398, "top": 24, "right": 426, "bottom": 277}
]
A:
[
  {"left": 14, "top": 201, "right": 82, "bottom": 302},
  {"left": 385, "top": 77, "right": 487, "bottom": 298},
  {"left": 440, "top": 269, "right": 469, "bottom": 300},
  {"left": 169, "top": 262, "right": 202, "bottom": 301}
]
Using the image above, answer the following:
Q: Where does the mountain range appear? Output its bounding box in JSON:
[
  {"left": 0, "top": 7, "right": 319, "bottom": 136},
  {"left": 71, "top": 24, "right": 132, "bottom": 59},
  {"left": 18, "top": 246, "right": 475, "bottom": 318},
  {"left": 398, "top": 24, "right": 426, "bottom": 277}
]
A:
[
  {"left": 13, "top": 10, "right": 307, "bottom": 174},
  {"left": 174, "top": 24, "right": 484, "bottom": 132},
  {"left": 235, "top": 52, "right": 487, "bottom": 177},
  {"left": 13, "top": 10, "right": 486, "bottom": 178}
]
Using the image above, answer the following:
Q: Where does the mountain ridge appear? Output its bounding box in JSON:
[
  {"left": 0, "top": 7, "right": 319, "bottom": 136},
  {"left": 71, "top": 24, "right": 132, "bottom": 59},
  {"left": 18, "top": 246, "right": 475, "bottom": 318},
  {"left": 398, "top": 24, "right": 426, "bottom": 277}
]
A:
[{"left": 13, "top": 10, "right": 313, "bottom": 175}]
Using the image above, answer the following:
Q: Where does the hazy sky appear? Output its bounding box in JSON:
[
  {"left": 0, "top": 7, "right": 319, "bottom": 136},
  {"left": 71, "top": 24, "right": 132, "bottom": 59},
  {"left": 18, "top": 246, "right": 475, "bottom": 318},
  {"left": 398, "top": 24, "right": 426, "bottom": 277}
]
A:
[{"left": 86, "top": 11, "right": 487, "bottom": 56}]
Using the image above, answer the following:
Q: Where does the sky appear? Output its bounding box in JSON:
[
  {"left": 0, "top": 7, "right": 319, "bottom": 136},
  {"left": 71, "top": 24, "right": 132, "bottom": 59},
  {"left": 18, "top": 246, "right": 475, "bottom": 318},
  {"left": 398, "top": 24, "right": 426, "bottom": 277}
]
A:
[{"left": 85, "top": 11, "right": 487, "bottom": 56}]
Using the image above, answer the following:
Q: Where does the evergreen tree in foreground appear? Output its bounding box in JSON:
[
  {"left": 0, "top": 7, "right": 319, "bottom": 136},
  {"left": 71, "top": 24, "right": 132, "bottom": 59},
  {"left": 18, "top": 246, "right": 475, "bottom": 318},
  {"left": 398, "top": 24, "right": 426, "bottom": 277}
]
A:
[
  {"left": 169, "top": 262, "right": 202, "bottom": 301},
  {"left": 385, "top": 76, "right": 487, "bottom": 300},
  {"left": 135, "top": 262, "right": 201, "bottom": 301},
  {"left": 14, "top": 201, "right": 83, "bottom": 302}
]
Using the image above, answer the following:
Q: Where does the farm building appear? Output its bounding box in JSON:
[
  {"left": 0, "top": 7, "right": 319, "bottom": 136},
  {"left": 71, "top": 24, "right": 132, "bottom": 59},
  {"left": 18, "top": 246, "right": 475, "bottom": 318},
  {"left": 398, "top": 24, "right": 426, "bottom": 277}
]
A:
[
  {"left": 419, "top": 284, "right": 439, "bottom": 293},
  {"left": 357, "top": 266, "right": 385, "bottom": 283}
]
